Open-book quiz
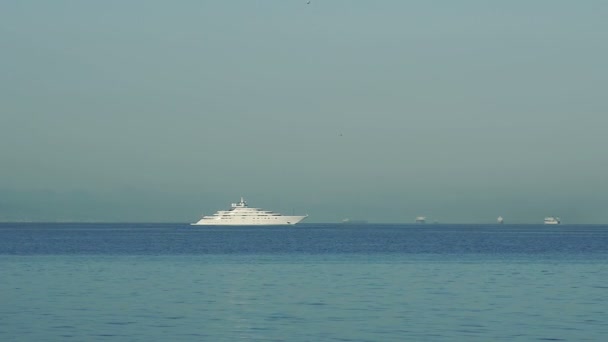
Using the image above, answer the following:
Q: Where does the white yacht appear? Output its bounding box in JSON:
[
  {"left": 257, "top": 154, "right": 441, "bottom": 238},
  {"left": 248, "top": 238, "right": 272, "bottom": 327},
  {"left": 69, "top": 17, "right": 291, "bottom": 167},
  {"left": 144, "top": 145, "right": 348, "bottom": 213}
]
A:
[
  {"left": 497, "top": 216, "right": 504, "bottom": 224},
  {"left": 544, "top": 217, "right": 560, "bottom": 225},
  {"left": 191, "top": 197, "right": 308, "bottom": 226},
  {"left": 415, "top": 216, "right": 426, "bottom": 224}
]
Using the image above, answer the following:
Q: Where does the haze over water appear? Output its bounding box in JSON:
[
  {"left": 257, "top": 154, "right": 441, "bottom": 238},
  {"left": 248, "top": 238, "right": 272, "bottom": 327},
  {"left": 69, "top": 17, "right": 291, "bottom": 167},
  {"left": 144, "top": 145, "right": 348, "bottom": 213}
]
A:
[{"left": 2, "top": 1, "right": 608, "bottom": 223}]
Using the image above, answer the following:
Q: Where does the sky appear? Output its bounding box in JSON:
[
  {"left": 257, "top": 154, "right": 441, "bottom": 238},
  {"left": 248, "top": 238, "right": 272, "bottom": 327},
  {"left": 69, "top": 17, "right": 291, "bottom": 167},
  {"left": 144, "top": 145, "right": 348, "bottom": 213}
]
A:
[{"left": 1, "top": 1, "right": 607, "bottom": 223}]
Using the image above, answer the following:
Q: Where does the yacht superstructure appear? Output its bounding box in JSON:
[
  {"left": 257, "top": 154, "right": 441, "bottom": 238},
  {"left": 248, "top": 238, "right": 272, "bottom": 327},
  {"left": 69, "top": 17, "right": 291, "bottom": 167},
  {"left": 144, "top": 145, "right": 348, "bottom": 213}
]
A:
[
  {"left": 191, "top": 198, "right": 307, "bottom": 226},
  {"left": 544, "top": 217, "right": 560, "bottom": 225}
]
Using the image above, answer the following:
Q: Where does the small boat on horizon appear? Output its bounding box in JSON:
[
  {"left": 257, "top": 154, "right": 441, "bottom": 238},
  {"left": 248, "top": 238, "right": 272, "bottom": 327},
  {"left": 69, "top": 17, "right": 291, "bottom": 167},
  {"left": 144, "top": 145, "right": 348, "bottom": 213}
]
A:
[
  {"left": 544, "top": 217, "right": 560, "bottom": 225},
  {"left": 341, "top": 218, "right": 368, "bottom": 225},
  {"left": 497, "top": 216, "right": 504, "bottom": 224}
]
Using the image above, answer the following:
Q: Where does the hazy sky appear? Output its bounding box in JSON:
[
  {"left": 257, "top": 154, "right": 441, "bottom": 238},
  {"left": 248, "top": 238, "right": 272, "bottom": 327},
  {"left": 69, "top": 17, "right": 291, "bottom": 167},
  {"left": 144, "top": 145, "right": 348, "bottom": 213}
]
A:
[{"left": 1, "top": 1, "right": 607, "bottom": 223}]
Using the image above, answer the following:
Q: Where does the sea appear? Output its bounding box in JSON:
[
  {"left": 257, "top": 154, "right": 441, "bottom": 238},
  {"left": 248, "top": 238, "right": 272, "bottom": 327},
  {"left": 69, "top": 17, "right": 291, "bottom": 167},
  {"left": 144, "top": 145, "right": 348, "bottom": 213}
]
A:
[{"left": 1, "top": 223, "right": 607, "bottom": 341}]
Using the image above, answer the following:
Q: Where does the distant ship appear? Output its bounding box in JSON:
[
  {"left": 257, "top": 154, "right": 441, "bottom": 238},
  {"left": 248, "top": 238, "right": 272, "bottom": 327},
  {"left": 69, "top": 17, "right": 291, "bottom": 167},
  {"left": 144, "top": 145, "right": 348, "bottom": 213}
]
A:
[
  {"left": 497, "top": 216, "right": 504, "bottom": 224},
  {"left": 191, "top": 197, "right": 307, "bottom": 226},
  {"left": 415, "top": 216, "right": 426, "bottom": 224},
  {"left": 544, "top": 217, "right": 560, "bottom": 225},
  {"left": 341, "top": 219, "right": 368, "bottom": 225}
]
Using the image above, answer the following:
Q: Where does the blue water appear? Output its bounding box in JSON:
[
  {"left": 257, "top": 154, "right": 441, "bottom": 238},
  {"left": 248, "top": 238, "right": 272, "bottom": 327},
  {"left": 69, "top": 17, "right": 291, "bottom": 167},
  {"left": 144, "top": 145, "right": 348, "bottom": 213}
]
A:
[{"left": 2, "top": 223, "right": 607, "bottom": 341}]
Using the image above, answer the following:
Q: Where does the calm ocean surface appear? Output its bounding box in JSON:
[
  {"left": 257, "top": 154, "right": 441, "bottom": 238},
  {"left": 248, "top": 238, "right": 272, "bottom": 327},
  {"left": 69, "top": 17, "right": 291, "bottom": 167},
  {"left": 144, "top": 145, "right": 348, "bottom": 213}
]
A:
[{"left": 1, "top": 223, "right": 607, "bottom": 341}]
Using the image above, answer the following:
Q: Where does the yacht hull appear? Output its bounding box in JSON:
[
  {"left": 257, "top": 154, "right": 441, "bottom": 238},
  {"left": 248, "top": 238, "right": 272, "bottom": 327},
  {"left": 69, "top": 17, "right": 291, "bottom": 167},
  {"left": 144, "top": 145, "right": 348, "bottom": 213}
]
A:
[{"left": 191, "top": 215, "right": 307, "bottom": 226}]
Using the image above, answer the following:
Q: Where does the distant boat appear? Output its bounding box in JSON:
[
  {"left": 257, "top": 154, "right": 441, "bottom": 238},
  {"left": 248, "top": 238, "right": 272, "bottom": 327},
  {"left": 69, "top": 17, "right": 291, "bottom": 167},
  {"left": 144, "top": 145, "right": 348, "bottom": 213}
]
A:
[
  {"left": 497, "top": 216, "right": 504, "bottom": 224},
  {"left": 415, "top": 216, "right": 426, "bottom": 224},
  {"left": 191, "top": 197, "right": 307, "bottom": 226},
  {"left": 544, "top": 217, "right": 560, "bottom": 225},
  {"left": 341, "top": 218, "right": 368, "bottom": 225}
]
